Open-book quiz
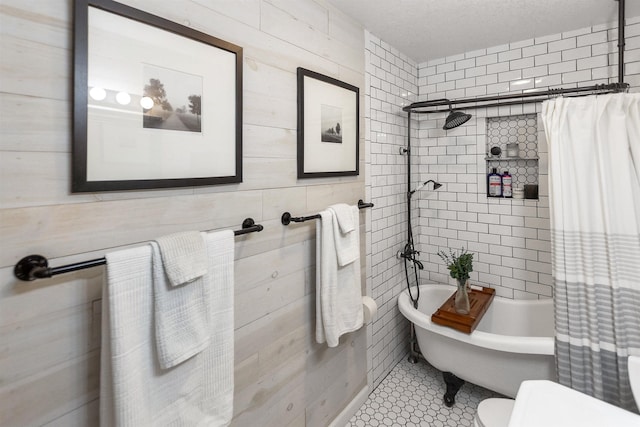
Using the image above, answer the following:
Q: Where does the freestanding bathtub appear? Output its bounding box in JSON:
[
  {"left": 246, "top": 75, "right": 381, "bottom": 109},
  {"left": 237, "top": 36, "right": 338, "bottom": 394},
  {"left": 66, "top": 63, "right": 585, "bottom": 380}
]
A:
[{"left": 398, "top": 284, "right": 556, "bottom": 403}]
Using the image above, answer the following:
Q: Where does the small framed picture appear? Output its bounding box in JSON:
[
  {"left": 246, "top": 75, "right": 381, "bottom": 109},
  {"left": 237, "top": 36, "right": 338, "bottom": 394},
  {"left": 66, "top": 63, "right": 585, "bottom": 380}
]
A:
[
  {"left": 73, "top": 0, "right": 243, "bottom": 192},
  {"left": 297, "top": 68, "right": 359, "bottom": 178}
]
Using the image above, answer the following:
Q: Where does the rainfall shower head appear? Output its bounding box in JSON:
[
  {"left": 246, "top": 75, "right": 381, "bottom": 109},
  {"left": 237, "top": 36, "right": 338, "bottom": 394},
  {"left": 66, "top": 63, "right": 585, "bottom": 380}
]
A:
[
  {"left": 409, "top": 179, "right": 442, "bottom": 197},
  {"left": 443, "top": 104, "right": 472, "bottom": 130}
]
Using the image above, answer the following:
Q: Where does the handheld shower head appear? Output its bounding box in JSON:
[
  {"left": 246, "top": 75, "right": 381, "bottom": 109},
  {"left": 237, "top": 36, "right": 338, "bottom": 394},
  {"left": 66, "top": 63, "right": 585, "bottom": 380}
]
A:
[
  {"left": 443, "top": 103, "right": 472, "bottom": 130},
  {"left": 410, "top": 179, "right": 443, "bottom": 196}
]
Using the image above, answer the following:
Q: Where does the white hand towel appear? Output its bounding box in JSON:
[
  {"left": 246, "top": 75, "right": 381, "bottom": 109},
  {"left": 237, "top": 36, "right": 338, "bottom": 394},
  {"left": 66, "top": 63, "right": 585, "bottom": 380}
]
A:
[
  {"left": 328, "top": 204, "right": 360, "bottom": 266},
  {"left": 155, "top": 231, "right": 207, "bottom": 286},
  {"left": 330, "top": 203, "right": 355, "bottom": 233},
  {"left": 151, "top": 236, "right": 210, "bottom": 369},
  {"left": 100, "top": 230, "right": 234, "bottom": 427},
  {"left": 316, "top": 209, "right": 364, "bottom": 347}
]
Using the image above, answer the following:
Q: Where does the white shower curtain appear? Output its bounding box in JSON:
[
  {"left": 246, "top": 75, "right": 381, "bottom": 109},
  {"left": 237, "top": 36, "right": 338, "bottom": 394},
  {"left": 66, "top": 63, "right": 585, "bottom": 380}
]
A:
[{"left": 541, "top": 93, "right": 640, "bottom": 412}]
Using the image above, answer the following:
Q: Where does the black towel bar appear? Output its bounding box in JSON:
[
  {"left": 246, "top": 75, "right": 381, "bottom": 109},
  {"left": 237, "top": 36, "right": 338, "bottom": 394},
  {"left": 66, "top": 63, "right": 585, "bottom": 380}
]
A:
[
  {"left": 281, "top": 200, "right": 374, "bottom": 225},
  {"left": 14, "top": 218, "right": 264, "bottom": 281}
]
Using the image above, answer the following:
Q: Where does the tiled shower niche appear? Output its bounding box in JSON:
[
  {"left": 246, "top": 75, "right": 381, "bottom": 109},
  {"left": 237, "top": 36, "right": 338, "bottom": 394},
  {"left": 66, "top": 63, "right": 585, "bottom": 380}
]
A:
[{"left": 485, "top": 114, "right": 539, "bottom": 196}]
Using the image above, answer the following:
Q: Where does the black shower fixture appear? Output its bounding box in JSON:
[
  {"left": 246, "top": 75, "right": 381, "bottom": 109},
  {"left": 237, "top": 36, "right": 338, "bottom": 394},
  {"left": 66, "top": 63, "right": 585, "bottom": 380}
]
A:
[
  {"left": 409, "top": 179, "right": 442, "bottom": 197},
  {"left": 443, "top": 105, "right": 472, "bottom": 130}
]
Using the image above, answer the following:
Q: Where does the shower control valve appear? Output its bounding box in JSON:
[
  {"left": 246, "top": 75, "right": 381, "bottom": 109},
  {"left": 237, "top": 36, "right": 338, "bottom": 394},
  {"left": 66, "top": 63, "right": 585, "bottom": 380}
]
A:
[
  {"left": 397, "top": 249, "right": 425, "bottom": 270},
  {"left": 397, "top": 248, "right": 420, "bottom": 259}
]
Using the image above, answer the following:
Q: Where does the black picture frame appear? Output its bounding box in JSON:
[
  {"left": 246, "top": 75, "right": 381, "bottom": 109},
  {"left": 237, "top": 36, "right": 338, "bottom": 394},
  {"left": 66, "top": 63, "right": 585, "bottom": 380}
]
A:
[
  {"left": 297, "top": 67, "right": 359, "bottom": 179},
  {"left": 73, "top": 0, "right": 243, "bottom": 192}
]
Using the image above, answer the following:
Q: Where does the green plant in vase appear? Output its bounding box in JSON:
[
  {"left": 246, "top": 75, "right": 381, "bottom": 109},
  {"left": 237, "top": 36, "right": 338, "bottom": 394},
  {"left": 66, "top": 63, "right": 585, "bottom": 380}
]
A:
[{"left": 438, "top": 248, "right": 474, "bottom": 314}]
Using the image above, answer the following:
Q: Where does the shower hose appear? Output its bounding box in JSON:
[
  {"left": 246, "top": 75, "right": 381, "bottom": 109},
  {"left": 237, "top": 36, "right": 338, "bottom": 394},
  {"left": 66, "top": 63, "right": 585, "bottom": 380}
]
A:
[{"left": 403, "top": 213, "right": 421, "bottom": 309}]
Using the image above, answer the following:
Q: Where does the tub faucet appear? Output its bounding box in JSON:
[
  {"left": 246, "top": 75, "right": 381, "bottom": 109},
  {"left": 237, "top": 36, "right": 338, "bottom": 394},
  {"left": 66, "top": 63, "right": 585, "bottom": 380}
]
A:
[{"left": 398, "top": 248, "right": 423, "bottom": 269}]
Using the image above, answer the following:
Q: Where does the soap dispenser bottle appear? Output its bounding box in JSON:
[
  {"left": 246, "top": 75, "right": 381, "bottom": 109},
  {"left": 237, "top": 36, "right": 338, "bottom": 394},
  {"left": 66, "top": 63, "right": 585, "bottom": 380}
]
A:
[
  {"left": 502, "top": 170, "right": 512, "bottom": 198},
  {"left": 488, "top": 168, "right": 502, "bottom": 197}
]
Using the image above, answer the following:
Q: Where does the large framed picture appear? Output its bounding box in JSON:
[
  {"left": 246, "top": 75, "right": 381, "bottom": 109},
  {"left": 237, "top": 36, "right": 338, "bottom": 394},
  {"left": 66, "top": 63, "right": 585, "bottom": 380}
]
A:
[
  {"left": 73, "top": 0, "right": 243, "bottom": 192},
  {"left": 297, "top": 68, "right": 359, "bottom": 178}
]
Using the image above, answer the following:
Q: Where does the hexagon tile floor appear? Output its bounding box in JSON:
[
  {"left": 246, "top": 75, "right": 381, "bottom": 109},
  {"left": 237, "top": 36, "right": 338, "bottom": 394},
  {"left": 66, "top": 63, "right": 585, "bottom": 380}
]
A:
[{"left": 346, "top": 357, "right": 502, "bottom": 427}]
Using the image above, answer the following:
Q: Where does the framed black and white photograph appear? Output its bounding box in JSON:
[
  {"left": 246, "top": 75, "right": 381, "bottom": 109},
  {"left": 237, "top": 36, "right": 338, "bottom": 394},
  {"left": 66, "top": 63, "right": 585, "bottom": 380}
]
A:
[
  {"left": 297, "top": 68, "right": 359, "bottom": 178},
  {"left": 141, "top": 64, "right": 203, "bottom": 133},
  {"left": 73, "top": 0, "right": 243, "bottom": 192}
]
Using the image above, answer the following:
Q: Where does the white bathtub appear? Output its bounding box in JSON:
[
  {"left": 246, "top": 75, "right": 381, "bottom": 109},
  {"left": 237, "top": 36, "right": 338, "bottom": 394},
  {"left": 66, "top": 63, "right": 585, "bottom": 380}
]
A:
[{"left": 398, "top": 284, "right": 556, "bottom": 398}]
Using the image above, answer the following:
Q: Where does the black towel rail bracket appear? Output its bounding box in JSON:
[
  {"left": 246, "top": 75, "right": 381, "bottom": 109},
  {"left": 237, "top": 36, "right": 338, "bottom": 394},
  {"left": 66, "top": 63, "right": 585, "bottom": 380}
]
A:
[
  {"left": 14, "top": 218, "right": 264, "bottom": 281},
  {"left": 281, "top": 200, "right": 374, "bottom": 226}
]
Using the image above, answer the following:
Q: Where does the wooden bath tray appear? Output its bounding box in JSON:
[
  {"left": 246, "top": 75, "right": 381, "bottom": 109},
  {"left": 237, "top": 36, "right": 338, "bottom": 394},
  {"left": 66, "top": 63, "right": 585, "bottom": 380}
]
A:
[{"left": 431, "top": 286, "right": 495, "bottom": 334}]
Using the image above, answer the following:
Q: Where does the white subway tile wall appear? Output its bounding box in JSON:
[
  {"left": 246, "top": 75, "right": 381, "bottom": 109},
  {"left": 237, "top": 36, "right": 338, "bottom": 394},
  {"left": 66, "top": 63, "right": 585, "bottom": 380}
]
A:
[
  {"left": 365, "top": 14, "right": 639, "bottom": 392},
  {"left": 365, "top": 31, "right": 418, "bottom": 388},
  {"left": 414, "top": 18, "right": 640, "bottom": 300}
]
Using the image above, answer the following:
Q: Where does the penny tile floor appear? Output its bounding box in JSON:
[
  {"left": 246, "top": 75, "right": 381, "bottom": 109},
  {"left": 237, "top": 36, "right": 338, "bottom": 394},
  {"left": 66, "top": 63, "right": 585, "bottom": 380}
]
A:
[{"left": 346, "top": 357, "right": 502, "bottom": 427}]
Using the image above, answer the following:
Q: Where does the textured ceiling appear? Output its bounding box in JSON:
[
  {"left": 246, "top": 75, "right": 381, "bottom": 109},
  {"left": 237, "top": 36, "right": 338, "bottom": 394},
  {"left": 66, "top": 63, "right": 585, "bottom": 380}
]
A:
[{"left": 326, "top": 0, "right": 640, "bottom": 63}]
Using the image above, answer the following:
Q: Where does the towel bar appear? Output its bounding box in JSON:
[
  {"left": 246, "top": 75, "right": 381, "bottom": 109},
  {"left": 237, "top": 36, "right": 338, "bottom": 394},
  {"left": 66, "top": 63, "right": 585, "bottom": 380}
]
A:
[
  {"left": 14, "top": 218, "right": 264, "bottom": 281},
  {"left": 281, "top": 200, "right": 374, "bottom": 225}
]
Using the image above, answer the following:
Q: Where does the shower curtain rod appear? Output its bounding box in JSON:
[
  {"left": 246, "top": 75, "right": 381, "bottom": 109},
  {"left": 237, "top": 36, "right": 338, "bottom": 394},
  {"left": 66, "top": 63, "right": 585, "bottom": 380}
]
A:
[
  {"left": 402, "top": 82, "right": 629, "bottom": 114},
  {"left": 405, "top": 0, "right": 628, "bottom": 115},
  {"left": 281, "top": 199, "right": 374, "bottom": 225},
  {"left": 13, "top": 218, "right": 264, "bottom": 281}
]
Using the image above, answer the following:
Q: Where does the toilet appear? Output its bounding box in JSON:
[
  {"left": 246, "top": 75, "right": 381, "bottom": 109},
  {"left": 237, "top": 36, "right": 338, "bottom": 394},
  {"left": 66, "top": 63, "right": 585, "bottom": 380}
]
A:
[
  {"left": 629, "top": 356, "right": 640, "bottom": 406},
  {"left": 474, "top": 355, "right": 640, "bottom": 427},
  {"left": 473, "top": 398, "right": 514, "bottom": 427}
]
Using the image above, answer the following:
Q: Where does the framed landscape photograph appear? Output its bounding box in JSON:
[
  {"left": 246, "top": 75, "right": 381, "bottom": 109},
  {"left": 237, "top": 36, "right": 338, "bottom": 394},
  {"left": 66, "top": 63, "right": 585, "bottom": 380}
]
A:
[
  {"left": 297, "top": 68, "right": 359, "bottom": 178},
  {"left": 73, "top": 0, "right": 243, "bottom": 192}
]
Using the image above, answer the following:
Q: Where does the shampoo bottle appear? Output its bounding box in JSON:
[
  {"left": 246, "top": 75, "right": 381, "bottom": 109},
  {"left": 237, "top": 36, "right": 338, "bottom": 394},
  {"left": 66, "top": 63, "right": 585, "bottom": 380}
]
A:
[
  {"left": 488, "top": 168, "right": 502, "bottom": 197},
  {"left": 502, "top": 170, "right": 512, "bottom": 198}
]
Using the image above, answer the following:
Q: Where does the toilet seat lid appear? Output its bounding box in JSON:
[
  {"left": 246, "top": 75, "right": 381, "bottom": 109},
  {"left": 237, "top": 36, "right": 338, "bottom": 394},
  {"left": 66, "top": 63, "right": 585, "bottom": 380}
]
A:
[{"left": 476, "top": 398, "right": 515, "bottom": 427}]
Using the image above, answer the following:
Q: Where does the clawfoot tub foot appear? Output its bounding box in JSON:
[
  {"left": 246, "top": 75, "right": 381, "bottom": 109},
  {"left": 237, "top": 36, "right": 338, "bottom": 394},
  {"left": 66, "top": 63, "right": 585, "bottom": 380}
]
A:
[{"left": 442, "top": 372, "right": 465, "bottom": 407}]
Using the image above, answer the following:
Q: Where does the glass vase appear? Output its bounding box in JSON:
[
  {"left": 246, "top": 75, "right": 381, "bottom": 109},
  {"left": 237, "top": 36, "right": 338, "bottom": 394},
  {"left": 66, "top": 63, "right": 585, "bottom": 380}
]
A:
[{"left": 455, "top": 278, "right": 470, "bottom": 315}]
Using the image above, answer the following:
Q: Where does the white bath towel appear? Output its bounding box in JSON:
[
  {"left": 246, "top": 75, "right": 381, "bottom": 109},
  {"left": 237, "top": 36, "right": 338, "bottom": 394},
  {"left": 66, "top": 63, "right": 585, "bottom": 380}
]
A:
[
  {"left": 316, "top": 209, "right": 364, "bottom": 347},
  {"left": 155, "top": 231, "right": 207, "bottom": 286},
  {"left": 328, "top": 204, "right": 359, "bottom": 266},
  {"left": 100, "top": 230, "right": 234, "bottom": 427},
  {"left": 151, "top": 235, "right": 210, "bottom": 369}
]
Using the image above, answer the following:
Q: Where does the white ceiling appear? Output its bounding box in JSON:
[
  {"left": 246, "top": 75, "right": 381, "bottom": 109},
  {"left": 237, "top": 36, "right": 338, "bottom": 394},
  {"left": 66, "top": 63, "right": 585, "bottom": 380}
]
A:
[{"left": 326, "top": 0, "right": 640, "bottom": 63}]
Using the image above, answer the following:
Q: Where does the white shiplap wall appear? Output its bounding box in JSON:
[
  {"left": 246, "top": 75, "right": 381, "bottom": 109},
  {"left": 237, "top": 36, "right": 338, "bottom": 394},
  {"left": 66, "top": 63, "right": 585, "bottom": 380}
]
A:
[{"left": 0, "top": 1, "right": 368, "bottom": 426}]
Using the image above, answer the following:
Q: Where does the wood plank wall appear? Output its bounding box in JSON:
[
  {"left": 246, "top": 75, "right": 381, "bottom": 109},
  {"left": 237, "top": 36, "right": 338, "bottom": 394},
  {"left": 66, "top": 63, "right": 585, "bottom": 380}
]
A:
[{"left": 0, "top": 1, "right": 369, "bottom": 425}]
